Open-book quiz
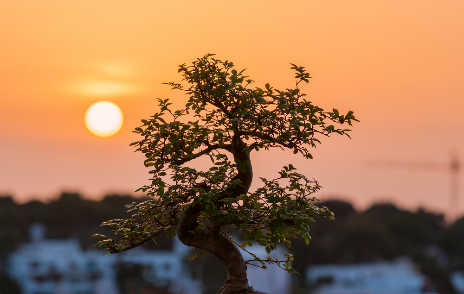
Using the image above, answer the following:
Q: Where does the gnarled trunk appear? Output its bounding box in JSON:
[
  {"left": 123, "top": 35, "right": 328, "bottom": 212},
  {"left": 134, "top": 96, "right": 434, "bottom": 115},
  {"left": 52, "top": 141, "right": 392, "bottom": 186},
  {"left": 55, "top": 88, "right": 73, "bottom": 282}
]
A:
[
  {"left": 177, "top": 203, "right": 256, "bottom": 294},
  {"left": 177, "top": 136, "right": 257, "bottom": 293}
]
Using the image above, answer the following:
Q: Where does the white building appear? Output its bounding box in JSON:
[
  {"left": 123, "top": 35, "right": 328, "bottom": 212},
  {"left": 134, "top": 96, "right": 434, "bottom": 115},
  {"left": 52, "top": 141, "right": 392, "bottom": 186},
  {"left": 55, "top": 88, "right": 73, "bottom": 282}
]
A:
[
  {"left": 451, "top": 271, "right": 464, "bottom": 294},
  {"left": 306, "top": 258, "right": 438, "bottom": 294},
  {"left": 243, "top": 244, "right": 292, "bottom": 294},
  {"left": 8, "top": 225, "right": 294, "bottom": 294},
  {"left": 7, "top": 224, "right": 201, "bottom": 294}
]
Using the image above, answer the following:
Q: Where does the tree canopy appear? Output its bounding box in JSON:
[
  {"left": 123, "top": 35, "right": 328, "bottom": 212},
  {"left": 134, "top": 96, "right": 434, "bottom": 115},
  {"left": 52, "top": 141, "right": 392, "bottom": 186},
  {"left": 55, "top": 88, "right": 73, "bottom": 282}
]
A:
[{"left": 95, "top": 54, "right": 358, "bottom": 294}]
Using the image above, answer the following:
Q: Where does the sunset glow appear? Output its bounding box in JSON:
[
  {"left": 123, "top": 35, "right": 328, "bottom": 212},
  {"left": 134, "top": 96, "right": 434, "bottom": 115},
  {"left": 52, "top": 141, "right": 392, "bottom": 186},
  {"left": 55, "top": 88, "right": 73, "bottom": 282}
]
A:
[
  {"left": 1, "top": 0, "right": 463, "bottom": 218},
  {"left": 79, "top": 82, "right": 137, "bottom": 96}
]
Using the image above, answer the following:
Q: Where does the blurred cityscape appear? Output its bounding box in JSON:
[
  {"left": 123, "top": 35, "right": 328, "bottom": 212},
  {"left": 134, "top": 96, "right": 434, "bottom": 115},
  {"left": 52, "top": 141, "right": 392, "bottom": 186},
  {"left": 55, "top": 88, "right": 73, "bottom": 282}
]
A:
[{"left": 1, "top": 192, "right": 464, "bottom": 294}]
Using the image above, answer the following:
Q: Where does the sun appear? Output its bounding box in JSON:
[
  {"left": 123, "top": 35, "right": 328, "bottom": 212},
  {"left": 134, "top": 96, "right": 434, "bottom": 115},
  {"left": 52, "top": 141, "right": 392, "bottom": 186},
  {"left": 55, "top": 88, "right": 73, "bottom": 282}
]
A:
[{"left": 85, "top": 101, "right": 123, "bottom": 137}]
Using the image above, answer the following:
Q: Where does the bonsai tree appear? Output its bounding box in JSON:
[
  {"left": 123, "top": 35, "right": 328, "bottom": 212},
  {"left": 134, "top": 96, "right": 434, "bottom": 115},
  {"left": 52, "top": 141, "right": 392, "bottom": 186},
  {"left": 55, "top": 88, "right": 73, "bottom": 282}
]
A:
[{"left": 94, "top": 54, "right": 358, "bottom": 294}]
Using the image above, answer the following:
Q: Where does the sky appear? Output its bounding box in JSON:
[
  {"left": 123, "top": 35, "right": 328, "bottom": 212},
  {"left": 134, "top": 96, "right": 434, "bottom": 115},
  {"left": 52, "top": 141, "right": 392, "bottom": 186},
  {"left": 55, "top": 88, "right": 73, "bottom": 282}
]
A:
[{"left": 1, "top": 0, "right": 464, "bottom": 219}]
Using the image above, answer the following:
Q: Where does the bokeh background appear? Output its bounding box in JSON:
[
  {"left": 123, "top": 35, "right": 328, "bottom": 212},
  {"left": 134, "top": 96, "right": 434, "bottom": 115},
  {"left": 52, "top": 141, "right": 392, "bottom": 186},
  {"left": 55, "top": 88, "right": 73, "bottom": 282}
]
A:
[{"left": 1, "top": 1, "right": 464, "bottom": 293}]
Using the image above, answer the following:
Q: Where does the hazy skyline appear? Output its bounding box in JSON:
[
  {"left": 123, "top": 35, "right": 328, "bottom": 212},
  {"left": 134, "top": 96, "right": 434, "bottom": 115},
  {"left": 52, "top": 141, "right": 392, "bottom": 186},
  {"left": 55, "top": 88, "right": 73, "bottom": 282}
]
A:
[{"left": 1, "top": 1, "right": 464, "bottom": 218}]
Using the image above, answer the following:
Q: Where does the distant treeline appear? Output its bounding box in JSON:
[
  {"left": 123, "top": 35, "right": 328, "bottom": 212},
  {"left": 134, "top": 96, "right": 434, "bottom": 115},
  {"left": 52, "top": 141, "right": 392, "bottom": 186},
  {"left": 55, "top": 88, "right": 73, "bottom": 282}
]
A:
[
  {"left": 1, "top": 193, "right": 464, "bottom": 292},
  {"left": 293, "top": 200, "right": 464, "bottom": 292},
  {"left": 0, "top": 192, "right": 172, "bottom": 259}
]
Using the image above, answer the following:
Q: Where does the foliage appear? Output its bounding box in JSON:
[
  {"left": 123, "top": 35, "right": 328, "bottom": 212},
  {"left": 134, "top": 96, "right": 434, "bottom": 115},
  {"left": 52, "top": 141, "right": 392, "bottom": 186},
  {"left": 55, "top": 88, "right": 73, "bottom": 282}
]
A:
[
  {"left": 0, "top": 193, "right": 166, "bottom": 257},
  {"left": 440, "top": 216, "right": 464, "bottom": 270},
  {"left": 291, "top": 201, "right": 449, "bottom": 289},
  {"left": 0, "top": 272, "right": 21, "bottom": 294},
  {"left": 0, "top": 196, "right": 22, "bottom": 258},
  {"left": 294, "top": 201, "right": 446, "bottom": 266},
  {"left": 94, "top": 54, "right": 358, "bottom": 275}
]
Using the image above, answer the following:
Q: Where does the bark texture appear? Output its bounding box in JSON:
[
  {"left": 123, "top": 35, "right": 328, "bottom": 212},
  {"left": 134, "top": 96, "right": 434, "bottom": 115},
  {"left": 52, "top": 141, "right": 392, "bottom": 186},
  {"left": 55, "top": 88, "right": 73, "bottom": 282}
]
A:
[{"left": 177, "top": 137, "right": 258, "bottom": 294}]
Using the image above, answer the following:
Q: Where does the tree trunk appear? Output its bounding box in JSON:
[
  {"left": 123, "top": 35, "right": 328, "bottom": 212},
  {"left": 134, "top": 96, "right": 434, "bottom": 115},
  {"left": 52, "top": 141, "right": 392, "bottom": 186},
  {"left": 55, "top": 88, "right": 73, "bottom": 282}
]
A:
[
  {"left": 177, "top": 137, "right": 258, "bottom": 293},
  {"left": 178, "top": 204, "right": 258, "bottom": 294},
  {"left": 206, "top": 232, "right": 251, "bottom": 294}
]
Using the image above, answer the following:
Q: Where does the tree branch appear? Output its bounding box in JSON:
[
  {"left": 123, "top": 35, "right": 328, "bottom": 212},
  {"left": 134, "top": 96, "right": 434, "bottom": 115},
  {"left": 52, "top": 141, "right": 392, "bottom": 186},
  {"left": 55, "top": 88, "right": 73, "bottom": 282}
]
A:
[{"left": 171, "top": 144, "right": 231, "bottom": 165}]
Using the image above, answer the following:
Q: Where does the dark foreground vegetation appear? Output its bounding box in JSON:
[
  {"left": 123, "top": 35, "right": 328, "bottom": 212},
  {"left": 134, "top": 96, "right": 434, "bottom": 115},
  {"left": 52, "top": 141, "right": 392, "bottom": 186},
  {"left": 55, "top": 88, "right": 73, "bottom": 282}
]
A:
[{"left": 1, "top": 193, "right": 463, "bottom": 293}]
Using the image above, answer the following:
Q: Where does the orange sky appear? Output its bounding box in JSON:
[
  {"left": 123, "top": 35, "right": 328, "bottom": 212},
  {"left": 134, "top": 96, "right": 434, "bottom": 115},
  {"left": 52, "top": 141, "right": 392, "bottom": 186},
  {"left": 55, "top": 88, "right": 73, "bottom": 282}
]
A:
[{"left": 1, "top": 0, "right": 464, "bottom": 218}]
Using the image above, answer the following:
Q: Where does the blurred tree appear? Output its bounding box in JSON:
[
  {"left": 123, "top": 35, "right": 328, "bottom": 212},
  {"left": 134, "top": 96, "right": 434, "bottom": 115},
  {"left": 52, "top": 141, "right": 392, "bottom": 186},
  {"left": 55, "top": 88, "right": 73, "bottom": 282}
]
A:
[
  {"left": 115, "top": 263, "right": 176, "bottom": 294},
  {"left": 292, "top": 200, "right": 356, "bottom": 286},
  {"left": 299, "top": 202, "right": 445, "bottom": 265},
  {"left": 291, "top": 201, "right": 450, "bottom": 291},
  {"left": 0, "top": 196, "right": 22, "bottom": 258},
  {"left": 0, "top": 196, "right": 19, "bottom": 225},
  {"left": 440, "top": 216, "right": 464, "bottom": 270},
  {"left": 0, "top": 272, "right": 21, "bottom": 294},
  {"left": 95, "top": 54, "right": 357, "bottom": 293}
]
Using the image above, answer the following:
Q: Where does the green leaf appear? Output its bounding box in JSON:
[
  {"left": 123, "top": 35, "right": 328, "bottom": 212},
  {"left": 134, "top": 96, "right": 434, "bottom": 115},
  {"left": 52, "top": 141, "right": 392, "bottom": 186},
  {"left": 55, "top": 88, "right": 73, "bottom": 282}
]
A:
[{"left": 304, "top": 235, "right": 310, "bottom": 245}]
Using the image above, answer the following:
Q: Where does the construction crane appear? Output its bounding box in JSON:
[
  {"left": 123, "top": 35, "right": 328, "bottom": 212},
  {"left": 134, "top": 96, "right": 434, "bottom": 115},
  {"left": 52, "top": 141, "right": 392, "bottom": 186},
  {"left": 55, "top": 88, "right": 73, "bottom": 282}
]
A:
[
  {"left": 450, "top": 151, "right": 460, "bottom": 218},
  {"left": 368, "top": 150, "right": 461, "bottom": 221}
]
